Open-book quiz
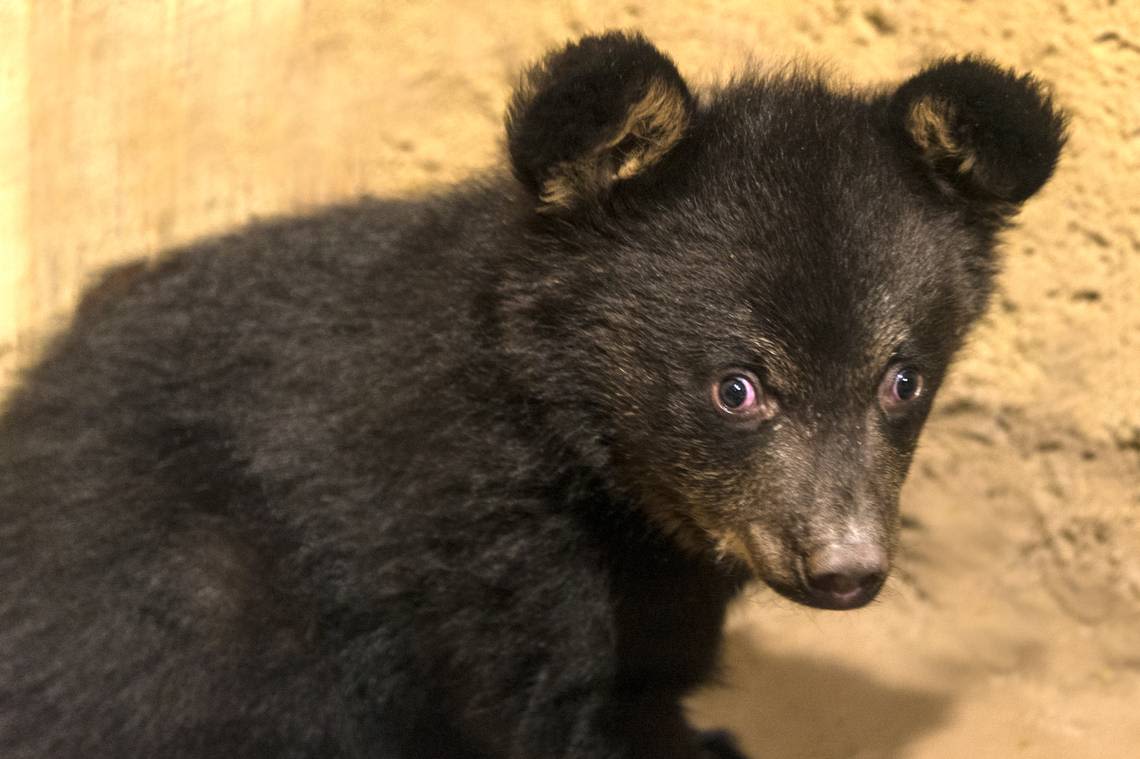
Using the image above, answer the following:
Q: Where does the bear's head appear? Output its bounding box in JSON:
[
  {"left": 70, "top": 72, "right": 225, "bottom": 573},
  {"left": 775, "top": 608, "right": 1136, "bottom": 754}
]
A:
[{"left": 500, "top": 32, "right": 1066, "bottom": 609}]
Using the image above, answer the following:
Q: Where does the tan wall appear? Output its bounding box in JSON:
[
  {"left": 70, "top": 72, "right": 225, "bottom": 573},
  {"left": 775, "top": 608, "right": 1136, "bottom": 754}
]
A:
[{"left": 2, "top": 2, "right": 1138, "bottom": 757}]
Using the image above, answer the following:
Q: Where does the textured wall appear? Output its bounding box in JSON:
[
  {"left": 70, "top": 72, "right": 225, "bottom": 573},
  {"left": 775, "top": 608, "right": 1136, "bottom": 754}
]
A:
[{"left": 1, "top": 2, "right": 1138, "bottom": 757}]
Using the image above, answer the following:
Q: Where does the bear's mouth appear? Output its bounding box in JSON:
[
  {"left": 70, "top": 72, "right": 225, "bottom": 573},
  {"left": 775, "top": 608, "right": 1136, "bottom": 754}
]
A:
[
  {"left": 765, "top": 574, "right": 885, "bottom": 611},
  {"left": 721, "top": 526, "right": 888, "bottom": 611}
]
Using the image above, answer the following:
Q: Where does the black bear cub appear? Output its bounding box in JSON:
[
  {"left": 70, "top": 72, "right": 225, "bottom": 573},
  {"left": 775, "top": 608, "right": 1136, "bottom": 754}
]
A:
[{"left": 0, "top": 32, "right": 1064, "bottom": 759}]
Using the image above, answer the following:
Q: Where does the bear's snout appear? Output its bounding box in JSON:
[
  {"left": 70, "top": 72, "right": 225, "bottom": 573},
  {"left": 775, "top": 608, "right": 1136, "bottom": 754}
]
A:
[{"left": 802, "top": 542, "right": 889, "bottom": 610}]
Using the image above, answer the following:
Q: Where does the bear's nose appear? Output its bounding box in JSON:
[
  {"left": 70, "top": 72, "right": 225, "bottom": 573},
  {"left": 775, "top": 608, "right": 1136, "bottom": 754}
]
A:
[{"left": 804, "top": 543, "right": 888, "bottom": 610}]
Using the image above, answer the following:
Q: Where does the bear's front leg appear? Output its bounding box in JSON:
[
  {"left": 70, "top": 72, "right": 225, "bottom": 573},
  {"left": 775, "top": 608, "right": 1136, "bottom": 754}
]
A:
[
  {"left": 359, "top": 480, "right": 749, "bottom": 759},
  {"left": 374, "top": 546, "right": 743, "bottom": 758},
  {"left": 698, "top": 729, "right": 751, "bottom": 759},
  {"left": 621, "top": 704, "right": 751, "bottom": 759},
  {"left": 493, "top": 685, "right": 745, "bottom": 759},
  {"left": 405, "top": 614, "right": 748, "bottom": 759}
]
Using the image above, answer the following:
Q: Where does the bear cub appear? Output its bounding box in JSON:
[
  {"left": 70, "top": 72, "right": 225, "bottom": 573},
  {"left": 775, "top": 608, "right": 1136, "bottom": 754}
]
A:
[{"left": 0, "top": 31, "right": 1064, "bottom": 759}]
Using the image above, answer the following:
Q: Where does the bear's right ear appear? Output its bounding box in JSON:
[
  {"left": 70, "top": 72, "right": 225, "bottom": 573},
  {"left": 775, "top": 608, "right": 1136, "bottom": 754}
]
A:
[
  {"left": 888, "top": 57, "right": 1067, "bottom": 212},
  {"left": 506, "top": 32, "right": 695, "bottom": 213}
]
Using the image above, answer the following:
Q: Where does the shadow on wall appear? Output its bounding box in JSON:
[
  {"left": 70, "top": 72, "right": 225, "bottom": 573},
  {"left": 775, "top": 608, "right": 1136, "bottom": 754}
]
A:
[{"left": 691, "top": 628, "right": 953, "bottom": 759}]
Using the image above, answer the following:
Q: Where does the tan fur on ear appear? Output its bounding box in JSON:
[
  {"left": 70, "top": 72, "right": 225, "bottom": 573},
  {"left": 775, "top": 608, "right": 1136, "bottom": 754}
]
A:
[
  {"left": 905, "top": 95, "right": 978, "bottom": 174},
  {"left": 539, "top": 77, "right": 690, "bottom": 211},
  {"left": 613, "top": 77, "right": 690, "bottom": 178},
  {"left": 539, "top": 160, "right": 605, "bottom": 210}
]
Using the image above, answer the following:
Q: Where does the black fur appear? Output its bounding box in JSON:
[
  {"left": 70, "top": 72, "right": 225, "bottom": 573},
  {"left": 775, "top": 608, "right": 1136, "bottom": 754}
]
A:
[
  {"left": 888, "top": 56, "right": 1068, "bottom": 204},
  {"left": 0, "top": 33, "right": 1064, "bottom": 759},
  {"left": 507, "top": 31, "right": 694, "bottom": 198}
]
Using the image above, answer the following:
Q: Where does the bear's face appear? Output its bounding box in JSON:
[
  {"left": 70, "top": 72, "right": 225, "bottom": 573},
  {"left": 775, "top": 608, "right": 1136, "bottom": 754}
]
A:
[{"left": 501, "top": 33, "right": 1064, "bottom": 609}]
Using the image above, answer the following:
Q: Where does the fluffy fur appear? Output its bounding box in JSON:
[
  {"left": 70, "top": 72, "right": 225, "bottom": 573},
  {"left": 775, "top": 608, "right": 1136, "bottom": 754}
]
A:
[{"left": 0, "top": 32, "right": 1065, "bottom": 759}]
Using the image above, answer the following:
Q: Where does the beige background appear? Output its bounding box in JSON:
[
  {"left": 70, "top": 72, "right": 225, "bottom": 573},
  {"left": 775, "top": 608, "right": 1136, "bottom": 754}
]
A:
[{"left": 1, "top": 1, "right": 1138, "bottom": 757}]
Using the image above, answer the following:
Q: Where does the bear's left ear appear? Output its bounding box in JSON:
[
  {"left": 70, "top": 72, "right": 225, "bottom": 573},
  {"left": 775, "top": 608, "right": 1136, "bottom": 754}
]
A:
[
  {"left": 506, "top": 32, "right": 695, "bottom": 213},
  {"left": 888, "top": 57, "right": 1067, "bottom": 210}
]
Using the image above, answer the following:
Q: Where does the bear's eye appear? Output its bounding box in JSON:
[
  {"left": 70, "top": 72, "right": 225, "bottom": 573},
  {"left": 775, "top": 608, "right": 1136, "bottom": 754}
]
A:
[
  {"left": 711, "top": 369, "right": 776, "bottom": 422},
  {"left": 719, "top": 376, "right": 754, "bottom": 409},
  {"left": 879, "top": 365, "right": 924, "bottom": 414}
]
